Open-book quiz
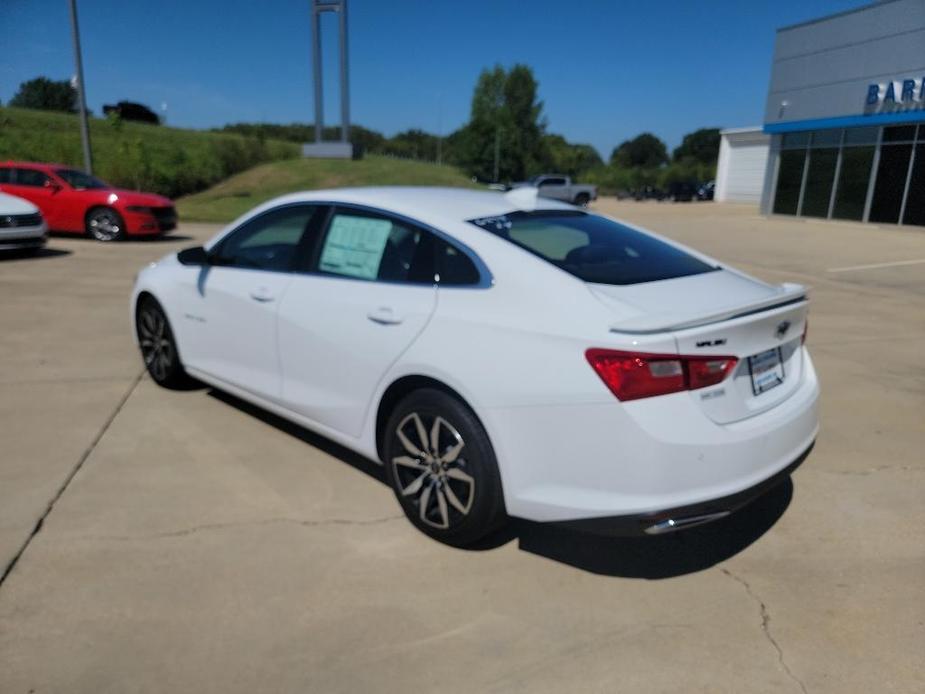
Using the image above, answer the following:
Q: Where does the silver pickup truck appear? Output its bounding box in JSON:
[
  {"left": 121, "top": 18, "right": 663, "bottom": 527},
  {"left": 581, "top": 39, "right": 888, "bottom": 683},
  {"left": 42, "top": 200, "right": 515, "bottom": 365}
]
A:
[{"left": 511, "top": 174, "right": 598, "bottom": 207}]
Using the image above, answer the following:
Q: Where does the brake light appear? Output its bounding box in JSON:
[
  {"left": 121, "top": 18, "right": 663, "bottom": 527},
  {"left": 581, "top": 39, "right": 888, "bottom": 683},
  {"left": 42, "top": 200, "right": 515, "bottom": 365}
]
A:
[{"left": 586, "top": 349, "right": 738, "bottom": 401}]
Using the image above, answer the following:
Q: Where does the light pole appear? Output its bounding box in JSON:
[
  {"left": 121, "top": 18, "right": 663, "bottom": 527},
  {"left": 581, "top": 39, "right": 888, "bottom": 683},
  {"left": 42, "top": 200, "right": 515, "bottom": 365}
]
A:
[{"left": 67, "top": 0, "right": 93, "bottom": 174}]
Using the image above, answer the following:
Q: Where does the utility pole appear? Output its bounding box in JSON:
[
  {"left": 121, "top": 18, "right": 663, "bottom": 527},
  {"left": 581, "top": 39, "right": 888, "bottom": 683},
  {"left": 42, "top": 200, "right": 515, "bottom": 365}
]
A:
[
  {"left": 436, "top": 92, "right": 443, "bottom": 166},
  {"left": 67, "top": 0, "right": 93, "bottom": 174},
  {"left": 493, "top": 127, "right": 501, "bottom": 183}
]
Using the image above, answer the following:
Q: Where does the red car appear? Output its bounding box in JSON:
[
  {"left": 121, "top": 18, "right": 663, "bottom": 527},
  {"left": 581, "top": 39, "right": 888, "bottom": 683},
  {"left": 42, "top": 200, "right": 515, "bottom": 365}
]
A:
[{"left": 0, "top": 161, "right": 177, "bottom": 242}]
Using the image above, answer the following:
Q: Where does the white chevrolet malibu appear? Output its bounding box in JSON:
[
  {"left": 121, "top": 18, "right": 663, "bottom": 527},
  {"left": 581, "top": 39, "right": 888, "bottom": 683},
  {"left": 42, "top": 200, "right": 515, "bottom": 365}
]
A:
[
  {"left": 0, "top": 191, "right": 47, "bottom": 252},
  {"left": 131, "top": 187, "right": 818, "bottom": 545}
]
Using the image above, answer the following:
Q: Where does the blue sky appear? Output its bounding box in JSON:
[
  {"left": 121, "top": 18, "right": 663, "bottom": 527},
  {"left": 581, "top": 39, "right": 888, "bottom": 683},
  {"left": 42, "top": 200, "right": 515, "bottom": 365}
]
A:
[{"left": 1, "top": 0, "right": 867, "bottom": 157}]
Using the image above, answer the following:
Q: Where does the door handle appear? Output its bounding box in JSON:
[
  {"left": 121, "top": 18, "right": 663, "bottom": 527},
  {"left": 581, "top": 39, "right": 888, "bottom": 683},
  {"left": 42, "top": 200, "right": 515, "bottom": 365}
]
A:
[
  {"left": 249, "top": 287, "right": 275, "bottom": 303},
  {"left": 367, "top": 307, "right": 403, "bottom": 325}
]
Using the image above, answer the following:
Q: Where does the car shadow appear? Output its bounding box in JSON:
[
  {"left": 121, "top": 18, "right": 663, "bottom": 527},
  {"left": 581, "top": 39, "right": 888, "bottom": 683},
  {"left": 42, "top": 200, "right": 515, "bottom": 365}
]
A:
[
  {"left": 45, "top": 232, "right": 193, "bottom": 243},
  {"left": 0, "top": 247, "right": 72, "bottom": 261},
  {"left": 206, "top": 389, "right": 386, "bottom": 483},
  {"left": 472, "top": 481, "right": 792, "bottom": 578},
  {"left": 203, "top": 386, "right": 792, "bottom": 578}
]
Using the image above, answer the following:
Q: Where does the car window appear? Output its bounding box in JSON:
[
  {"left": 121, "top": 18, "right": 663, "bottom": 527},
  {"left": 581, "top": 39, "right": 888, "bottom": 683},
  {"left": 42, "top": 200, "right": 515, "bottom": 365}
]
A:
[
  {"left": 0, "top": 168, "right": 12, "bottom": 184},
  {"left": 14, "top": 168, "right": 51, "bottom": 187},
  {"left": 212, "top": 205, "right": 320, "bottom": 272},
  {"left": 539, "top": 178, "right": 566, "bottom": 187},
  {"left": 470, "top": 210, "right": 717, "bottom": 286},
  {"left": 435, "top": 239, "right": 481, "bottom": 286},
  {"left": 316, "top": 209, "right": 436, "bottom": 284},
  {"left": 55, "top": 168, "right": 108, "bottom": 189}
]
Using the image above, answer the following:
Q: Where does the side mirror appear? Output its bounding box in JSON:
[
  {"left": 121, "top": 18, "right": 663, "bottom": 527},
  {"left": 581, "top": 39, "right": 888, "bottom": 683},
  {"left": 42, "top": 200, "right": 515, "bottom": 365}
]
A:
[
  {"left": 44, "top": 179, "right": 62, "bottom": 193},
  {"left": 177, "top": 246, "right": 210, "bottom": 266}
]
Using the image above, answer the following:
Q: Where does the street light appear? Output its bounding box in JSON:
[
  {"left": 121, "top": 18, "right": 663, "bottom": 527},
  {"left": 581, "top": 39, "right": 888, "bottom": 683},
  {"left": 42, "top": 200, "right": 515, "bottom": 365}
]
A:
[{"left": 67, "top": 0, "right": 93, "bottom": 174}]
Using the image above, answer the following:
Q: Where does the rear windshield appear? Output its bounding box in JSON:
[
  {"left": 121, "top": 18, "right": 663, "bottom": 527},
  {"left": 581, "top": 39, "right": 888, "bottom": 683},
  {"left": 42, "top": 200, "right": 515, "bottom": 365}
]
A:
[{"left": 469, "top": 210, "right": 717, "bottom": 285}]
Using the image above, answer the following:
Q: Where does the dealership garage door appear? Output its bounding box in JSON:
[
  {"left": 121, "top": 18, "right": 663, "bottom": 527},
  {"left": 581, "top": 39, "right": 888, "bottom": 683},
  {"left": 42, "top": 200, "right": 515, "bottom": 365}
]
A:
[{"left": 716, "top": 128, "right": 770, "bottom": 203}]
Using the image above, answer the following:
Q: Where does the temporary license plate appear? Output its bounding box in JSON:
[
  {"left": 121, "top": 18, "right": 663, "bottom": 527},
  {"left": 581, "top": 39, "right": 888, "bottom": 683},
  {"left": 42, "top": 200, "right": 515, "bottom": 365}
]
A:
[{"left": 748, "top": 347, "right": 785, "bottom": 395}]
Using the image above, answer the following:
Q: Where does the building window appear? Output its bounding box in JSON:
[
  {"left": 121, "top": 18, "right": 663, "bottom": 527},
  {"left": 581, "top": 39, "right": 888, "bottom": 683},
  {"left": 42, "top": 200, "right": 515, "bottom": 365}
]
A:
[
  {"left": 832, "top": 146, "right": 875, "bottom": 221},
  {"left": 773, "top": 149, "right": 806, "bottom": 215},
  {"left": 802, "top": 148, "right": 838, "bottom": 218},
  {"left": 902, "top": 142, "right": 925, "bottom": 227},
  {"left": 771, "top": 124, "right": 923, "bottom": 225},
  {"left": 869, "top": 143, "right": 913, "bottom": 224}
]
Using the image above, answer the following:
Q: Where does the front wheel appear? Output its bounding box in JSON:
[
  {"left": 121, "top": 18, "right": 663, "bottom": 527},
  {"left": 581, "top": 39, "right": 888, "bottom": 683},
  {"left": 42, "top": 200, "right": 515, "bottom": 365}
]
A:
[
  {"left": 135, "top": 297, "right": 191, "bottom": 389},
  {"left": 86, "top": 207, "right": 125, "bottom": 242},
  {"left": 384, "top": 389, "right": 506, "bottom": 546}
]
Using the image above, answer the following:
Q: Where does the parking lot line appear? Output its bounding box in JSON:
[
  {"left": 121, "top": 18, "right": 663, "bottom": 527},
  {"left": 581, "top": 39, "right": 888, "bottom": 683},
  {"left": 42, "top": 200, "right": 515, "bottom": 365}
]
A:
[{"left": 826, "top": 258, "right": 925, "bottom": 273}]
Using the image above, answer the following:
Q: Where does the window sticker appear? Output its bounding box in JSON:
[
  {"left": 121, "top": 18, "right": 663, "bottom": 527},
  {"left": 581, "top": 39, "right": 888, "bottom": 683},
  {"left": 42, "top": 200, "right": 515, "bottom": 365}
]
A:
[{"left": 319, "top": 215, "right": 393, "bottom": 279}]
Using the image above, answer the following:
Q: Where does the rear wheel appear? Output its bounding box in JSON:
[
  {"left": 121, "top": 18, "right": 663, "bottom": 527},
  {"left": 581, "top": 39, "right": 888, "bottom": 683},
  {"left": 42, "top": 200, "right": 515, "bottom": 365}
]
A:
[
  {"left": 574, "top": 193, "right": 591, "bottom": 207},
  {"left": 384, "top": 389, "right": 506, "bottom": 546},
  {"left": 135, "top": 297, "right": 190, "bottom": 389},
  {"left": 86, "top": 207, "right": 125, "bottom": 242}
]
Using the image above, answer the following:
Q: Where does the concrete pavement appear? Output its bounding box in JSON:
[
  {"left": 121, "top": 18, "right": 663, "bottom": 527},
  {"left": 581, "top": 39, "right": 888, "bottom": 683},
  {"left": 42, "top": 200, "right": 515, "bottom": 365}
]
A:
[{"left": 0, "top": 204, "right": 922, "bottom": 693}]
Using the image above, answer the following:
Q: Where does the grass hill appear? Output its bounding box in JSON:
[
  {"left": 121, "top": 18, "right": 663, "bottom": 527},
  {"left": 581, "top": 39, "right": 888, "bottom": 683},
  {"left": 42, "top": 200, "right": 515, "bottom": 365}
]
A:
[
  {"left": 0, "top": 107, "right": 298, "bottom": 199},
  {"left": 176, "top": 155, "right": 478, "bottom": 222}
]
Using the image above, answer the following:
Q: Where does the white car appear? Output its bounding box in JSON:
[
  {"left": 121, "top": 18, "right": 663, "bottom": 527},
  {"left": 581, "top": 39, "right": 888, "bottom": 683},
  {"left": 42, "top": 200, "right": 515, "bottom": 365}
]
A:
[
  {"left": 131, "top": 187, "right": 818, "bottom": 545},
  {"left": 0, "top": 192, "right": 47, "bottom": 252}
]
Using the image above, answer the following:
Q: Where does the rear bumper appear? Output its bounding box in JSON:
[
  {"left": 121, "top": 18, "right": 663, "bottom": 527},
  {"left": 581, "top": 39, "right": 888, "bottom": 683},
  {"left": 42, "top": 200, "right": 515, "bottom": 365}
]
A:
[
  {"left": 555, "top": 440, "right": 813, "bottom": 536},
  {"left": 487, "top": 348, "right": 820, "bottom": 524}
]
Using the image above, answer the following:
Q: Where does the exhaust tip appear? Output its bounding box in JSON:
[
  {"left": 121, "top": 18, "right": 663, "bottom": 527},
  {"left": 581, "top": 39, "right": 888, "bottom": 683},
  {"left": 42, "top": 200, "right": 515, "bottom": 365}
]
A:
[{"left": 643, "top": 510, "right": 731, "bottom": 535}]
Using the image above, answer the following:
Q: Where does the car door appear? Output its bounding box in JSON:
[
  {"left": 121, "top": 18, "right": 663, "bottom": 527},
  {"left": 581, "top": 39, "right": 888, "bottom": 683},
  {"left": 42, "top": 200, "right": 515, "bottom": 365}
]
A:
[
  {"left": 537, "top": 177, "right": 568, "bottom": 201},
  {"left": 277, "top": 206, "right": 439, "bottom": 438},
  {"left": 178, "top": 203, "right": 323, "bottom": 402}
]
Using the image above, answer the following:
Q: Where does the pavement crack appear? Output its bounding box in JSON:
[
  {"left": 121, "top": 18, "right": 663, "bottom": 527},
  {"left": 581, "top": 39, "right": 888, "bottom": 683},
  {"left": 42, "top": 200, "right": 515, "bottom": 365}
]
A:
[
  {"left": 0, "top": 368, "right": 146, "bottom": 591},
  {"left": 84, "top": 515, "right": 405, "bottom": 541},
  {"left": 721, "top": 567, "right": 808, "bottom": 694}
]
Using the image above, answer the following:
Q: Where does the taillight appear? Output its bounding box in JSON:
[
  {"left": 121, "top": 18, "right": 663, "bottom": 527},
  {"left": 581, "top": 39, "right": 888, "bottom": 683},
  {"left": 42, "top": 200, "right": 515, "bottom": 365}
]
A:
[
  {"left": 586, "top": 349, "right": 738, "bottom": 402},
  {"left": 687, "top": 357, "right": 738, "bottom": 389}
]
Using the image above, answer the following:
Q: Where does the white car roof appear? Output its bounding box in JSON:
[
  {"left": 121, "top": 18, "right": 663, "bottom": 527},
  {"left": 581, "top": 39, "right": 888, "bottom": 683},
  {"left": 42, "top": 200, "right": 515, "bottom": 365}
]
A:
[
  {"left": 0, "top": 191, "right": 39, "bottom": 215},
  {"left": 258, "top": 186, "right": 575, "bottom": 224}
]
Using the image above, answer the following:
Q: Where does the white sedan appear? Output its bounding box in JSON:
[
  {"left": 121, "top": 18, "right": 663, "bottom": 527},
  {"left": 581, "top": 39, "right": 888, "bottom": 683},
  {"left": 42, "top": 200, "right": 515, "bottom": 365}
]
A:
[
  {"left": 131, "top": 187, "right": 818, "bottom": 545},
  {"left": 0, "top": 192, "right": 47, "bottom": 252}
]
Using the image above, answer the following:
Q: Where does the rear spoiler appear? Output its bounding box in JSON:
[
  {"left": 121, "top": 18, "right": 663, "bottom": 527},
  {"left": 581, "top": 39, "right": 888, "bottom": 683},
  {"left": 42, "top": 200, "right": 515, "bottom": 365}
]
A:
[{"left": 609, "top": 282, "right": 808, "bottom": 335}]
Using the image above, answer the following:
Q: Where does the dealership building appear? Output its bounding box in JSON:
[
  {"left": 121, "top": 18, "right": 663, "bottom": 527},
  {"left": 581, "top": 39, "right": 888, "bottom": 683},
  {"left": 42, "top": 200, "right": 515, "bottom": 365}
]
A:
[{"left": 715, "top": 0, "right": 925, "bottom": 227}]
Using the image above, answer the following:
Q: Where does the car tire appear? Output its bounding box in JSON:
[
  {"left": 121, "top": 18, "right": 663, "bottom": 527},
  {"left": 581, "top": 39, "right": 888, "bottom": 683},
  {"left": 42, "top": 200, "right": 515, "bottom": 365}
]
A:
[
  {"left": 86, "top": 207, "right": 126, "bottom": 242},
  {"left": 383, "top": 388, "right": 506, "bottom": 546},
  {"left": 574, "top": 193, "right": 590, "bottom": 207},
  {"left": 135, "top": 296, "right": 191, "bottom": 389}
]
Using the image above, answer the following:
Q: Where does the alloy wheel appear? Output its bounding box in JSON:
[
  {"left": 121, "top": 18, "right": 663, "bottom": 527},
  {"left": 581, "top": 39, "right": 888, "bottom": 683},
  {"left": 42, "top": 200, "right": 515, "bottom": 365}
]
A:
[
  {"left": 391, "top": 412, "right": 475, "bottom": 529},
  {"left": 137, "top": 306, "right": 174, "bottom": 382},
  {"left": 88, "top": 210, "right": 123, "bottom": 241}
]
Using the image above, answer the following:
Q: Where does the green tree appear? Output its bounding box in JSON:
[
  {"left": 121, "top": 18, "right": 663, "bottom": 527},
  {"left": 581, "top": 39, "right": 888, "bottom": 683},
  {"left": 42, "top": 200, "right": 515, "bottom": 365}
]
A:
[
  {"left": 10, "top": 77, "right": 78, "bottom": 113},
  {"left": 382, "top": 129, "right": 441, "bottom": 161},
  {"left": 672, "top": 128, "right": 721, "bottom": 164},
  {"left": 544, "top": 134, "right": 603, "bottom": 178},
  {"left": 609, "top": 133, "right": 668, "bottom": 169},
  {"left": 456, "top": 64, "right": 549, "bottom": 182}
]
